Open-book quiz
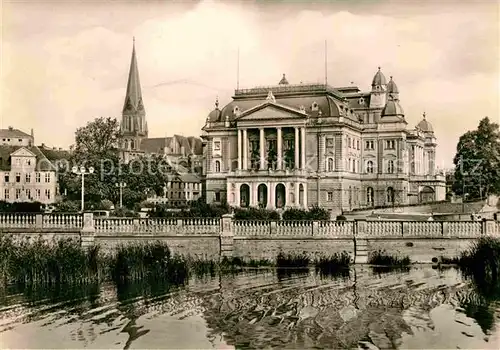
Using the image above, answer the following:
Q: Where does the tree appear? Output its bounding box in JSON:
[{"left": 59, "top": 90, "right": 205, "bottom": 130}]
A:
[{"left": 452, "top": 117, "right": 500, "bottom": 199}]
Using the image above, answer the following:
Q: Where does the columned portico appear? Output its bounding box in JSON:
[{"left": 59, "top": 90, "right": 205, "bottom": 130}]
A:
[
  {"left": 242, "top": 129, "right": 248, "bottom": 170},
  {"left": 294, "top": 127, "right": 300, "bottom": 169},
  {"left": 259, "top": 128, "right": 265, "bottom": 170},
  {"left": 300, "top": 127, "right": 306, "bottom": 169},
  {"left": 277, "top": 127, "right": 283, "bottom": 170}
]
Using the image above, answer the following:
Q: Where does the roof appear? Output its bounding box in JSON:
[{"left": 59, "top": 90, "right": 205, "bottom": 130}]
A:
[
  {"left": 122, "top": 39, "right": 144, "bottom": 114},
  {"left": 140, "top": 137, "right": 170, "bottom": 154},
  {"left": 0, "top": 145, "right": 56, "bottom": 171},
  {"left": 187, "top": 136, "right": 203, "bottom": 155},
  {"left": 219, "top": 94, "right": 342, "bottom": 121},
  {"left": 0, "top": 128, "right": 32, "bottom": 139},
  {"left": 417, "top": 113, "right": 433, "bottom": 132},
  {"left": 179, "top": 173, "right": 200, "bottom": 183},
  {"left": 382, "top": 100, "right": 405, "bottom": 117},
  {"left": 371, "top": 67, "right": 387, "bottom": 86},
  {"left": 386, "top": 76, "right": 399, "bottom": 94},
  {"left": 278, "top": 74, "right": 289, "bottom": 85}
]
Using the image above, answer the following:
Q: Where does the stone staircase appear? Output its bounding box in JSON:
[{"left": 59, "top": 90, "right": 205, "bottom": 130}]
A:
[{"left": 355, "top": 237, "right": 369, "bottom": 264}]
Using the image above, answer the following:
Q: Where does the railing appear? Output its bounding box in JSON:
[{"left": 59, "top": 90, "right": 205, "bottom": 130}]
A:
[{"left": 0, "top": 213, "right": 498, "bottom": 238}]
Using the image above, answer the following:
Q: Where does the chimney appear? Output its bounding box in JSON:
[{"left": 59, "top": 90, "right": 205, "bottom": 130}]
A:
[
  {"left": 8, "top": 126, "right": 13, "bottom": 131},
  {"left": 59, "top": 147, "right": 62, "bottom": 151},
  {"left": 41, "top": 143, "right": 45, "bottom": 148},
  {"left": 53, "top": 147, "right": 56, "bottom": 150}
]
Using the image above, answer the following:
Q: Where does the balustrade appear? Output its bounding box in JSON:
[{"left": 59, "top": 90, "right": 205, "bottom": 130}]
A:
[
  {"left": 406, "top": 221, "right": 443, "bottom": 237},
  {"left": 0, "top": 213, "right": 36, "bottom": 228},
  {"left": 316, "top": 221, "right": 354, "bottom": 237},
  {"left": 276, "top": 220, "right": 313, "bottom": 236},
  {"left": 234, "top": 220, "right": 271, "bottom": 236},
  {"left": 366, "top": 221, "right": 402, "bottom": 236}
]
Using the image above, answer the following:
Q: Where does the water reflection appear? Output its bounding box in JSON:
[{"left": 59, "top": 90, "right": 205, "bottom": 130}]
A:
[{"left": 0, "top": 266, "right": 498, "bottom": 349}]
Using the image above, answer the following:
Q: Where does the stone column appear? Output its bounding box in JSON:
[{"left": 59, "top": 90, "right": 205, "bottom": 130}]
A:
[
  {"left": 304, "top": 182, "right": 308, "bottom": 209},
  {"left": 243, "top": 129, "right": 248, "bottom": 170},
  {"left": 237, "top": 129, "right": 242, "bottom": 170},
  {"left": 277, "top": 127, "right": 283, "bottom": 170},
  {"left": 220, "top": 214, "right": 234, "bottom": 258},
  {"left": 80, "top": 212, "right": 95, "bottom": 249},
  {"left": 269, "top": 182, "right": 275, "bottom": 209},
  {"left": 319, "top": 133, "right": 326, "bottom": 172},
  {"left": 235, "top": 183, "right": 240, "bottom": 207},
  {"left": 294, "top": 127, "right": 299, "bottom": 169},
  {"left": 295, "top": 183, "right": 300, "bottom": 208},
  {"left": 301, "top": 127, "right": 306, "bottom": 170},
  {"left": 259, "top": 128, "right": 265, "bottom": 170}
]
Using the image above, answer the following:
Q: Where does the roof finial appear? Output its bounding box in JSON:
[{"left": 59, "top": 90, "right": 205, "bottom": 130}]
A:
[
  {"left": 390, "top": 76, "right": 393, "bottom": 80},
  {"left": 215, "top": 96, "right": 219, "bottom": 109},
  {"left": 378, "top": 66, "right": 381, "bottom": 70},
  {"left": 423, "top": 111, "right": 426, "bottom": 119}
]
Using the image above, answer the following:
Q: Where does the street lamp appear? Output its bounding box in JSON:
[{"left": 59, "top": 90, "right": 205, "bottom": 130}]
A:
[
  {"left": 115, "top": 182, "right": 127, "bottom": 208},
  {"left": 72, "top": 166, "right": 95, "bottom": 212}
]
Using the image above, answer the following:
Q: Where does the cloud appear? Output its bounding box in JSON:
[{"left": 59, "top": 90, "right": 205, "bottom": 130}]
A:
[{"left": 1, "top": 0, "right": 498, "bottom": 169}]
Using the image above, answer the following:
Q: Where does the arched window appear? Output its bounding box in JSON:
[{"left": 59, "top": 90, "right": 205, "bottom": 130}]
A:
[
  {"left": 387, "top": 160, "right": 395, "bottom": 174},
  {"left": 366, "top": 160, "right": 374, "bottom": 173},
  {"left": 215, "top": 160, "right": 221, "bottom": 172},
  {"left": 387, "top": 187, "right": 395, "bottom": 203},
  {"left": 366, "top": 187, "right": 374, "bottom": 206},
  {"left": 327, "top": 158, "right": 334, "bottom": 172}
]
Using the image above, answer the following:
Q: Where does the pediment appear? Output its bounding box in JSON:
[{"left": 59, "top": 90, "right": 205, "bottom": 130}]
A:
[
  {"left": 10, "top": 147, "right": 36, "bottom": 158},
  {"left": 236, "top": 102, "right": 307, "bottom": 121}
]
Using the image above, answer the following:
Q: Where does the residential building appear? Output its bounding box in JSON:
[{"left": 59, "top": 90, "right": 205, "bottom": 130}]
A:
[
  {"left": 0, "top": 127, "right": 34, "bottom": 147},
  {"left": 201, "top": 69, "right": 446, "bottom": 213},
  {"left": 0, "top": 145, "right": 58, "bottom": 204},
  {"left": 117, "top": 40, "right": 203, "bottom": 170},
  {"left": 146, "top": 172, "right": 202, "bottom": 207}
]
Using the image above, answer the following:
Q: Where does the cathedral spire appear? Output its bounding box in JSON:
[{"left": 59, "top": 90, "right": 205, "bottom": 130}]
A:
[{"left": 123, "top": 37, "right": 143, "bottom": 113}]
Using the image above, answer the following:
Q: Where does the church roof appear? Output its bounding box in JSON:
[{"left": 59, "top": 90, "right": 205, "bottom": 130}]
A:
[{"left": 122, "top": 38, "right": 144, "bottom": 113}]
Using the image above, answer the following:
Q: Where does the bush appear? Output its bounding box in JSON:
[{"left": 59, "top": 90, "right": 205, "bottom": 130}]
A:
[
  {"left": 55, "top": 200, "right": 81, "bottom": 212},
  {"left": 234, "top": 207, "right": 279, "bottom": 220},
  {"left": 0, "top": 201, "right": 43, "bottom": 213},
  {"left": 111, "top": 207, "right": 139, "bottom": 218},
  {"left": 336, "top": 215, "right": 347, "bottom": 221},
  {"left": 282, "top": 207, "right": 331, "bottom": 221},
  {"left": 368, "top": 250, "right": 411, "bottom": 266}
]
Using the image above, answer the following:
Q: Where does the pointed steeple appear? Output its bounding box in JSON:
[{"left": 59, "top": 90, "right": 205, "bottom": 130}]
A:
[{"left": 123, "top": 37, "right": 144, "bottom": 113}]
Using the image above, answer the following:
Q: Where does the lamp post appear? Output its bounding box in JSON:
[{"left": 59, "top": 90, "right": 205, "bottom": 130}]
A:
[
  {"left": 72, "top": 166, "right": 95, "bottom": 212},
  {"left": 115, "top": 182, "right": 127, "bottom": 208}
]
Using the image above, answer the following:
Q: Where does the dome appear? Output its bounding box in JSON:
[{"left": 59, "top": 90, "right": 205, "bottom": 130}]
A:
[
  {"left": 386, "top": 76, "right": 399, "bottom": 93},
  {"left": 417, "top": 113, "right": 433, "bottom": 132},
  {"left": 371, "top": 67, "right": 387, "bottom": 86},
  {"left": 207, "top": 97, "right": 222, "bottom": 122},
  {"left": 279, "top": 74, "right": 289, "bottom": 85},
  {"left": 382, "top": 100, "right": 404, "bottom": 116}
]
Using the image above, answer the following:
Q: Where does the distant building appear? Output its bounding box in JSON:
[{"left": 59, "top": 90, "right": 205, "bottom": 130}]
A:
[
  {"left": 117, "top": 40, "right": 203, "bottom": 171},
  {"left": 146, "top": 172, "right": 202, "bottom": 207},
  {"left": 201, "top": 69, "right": 446, "bottom": 212},
  {"left": 0, "top": 145, "right": 58, "bottom": 204},
  {"left": 0, "top": 127, "right": 34, "bottom": 147}
]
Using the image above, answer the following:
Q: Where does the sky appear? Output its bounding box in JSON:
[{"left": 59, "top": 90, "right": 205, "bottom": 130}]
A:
[{"left": 1, "top": 0, "right": 499, "bottom": 169}]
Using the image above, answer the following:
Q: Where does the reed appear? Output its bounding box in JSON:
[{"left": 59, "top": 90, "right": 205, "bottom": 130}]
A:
[
  {"left": 314, "top": 252, "right": 351, "bottom": 276},
  {"left": 368, "top": 249, "right": 411, "bottom": 266},
  {"left": 276, "top": 251, "right": 310, "bottom": 268}
]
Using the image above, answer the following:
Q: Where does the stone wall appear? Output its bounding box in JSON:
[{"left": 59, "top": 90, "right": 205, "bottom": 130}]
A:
[{"left": 0, "top": 213, "right": 499, "bottom": 263}]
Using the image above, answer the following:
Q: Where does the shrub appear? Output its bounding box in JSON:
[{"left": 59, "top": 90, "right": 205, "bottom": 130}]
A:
[
  {"left": 234, "top": 207, "right": 279, "bottom": 220},
  {"left": 276, "top": 251, "right": 310, "bottom": 268},
  {"left": 336, "top": 215, "right": 347, "bottom": 221},
  {"left": 111, "top": 207, "right": 139, "bottom": 218},
  {"left": 368, "top": 250, "right": 411, "bottom": 266},
  {"left": 55, "top": 200, "right": 81, "bottom": 212}
]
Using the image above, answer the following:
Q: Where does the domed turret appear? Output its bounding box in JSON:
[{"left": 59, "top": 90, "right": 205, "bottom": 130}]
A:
[
  {"left": 417, "top": 112, "right": 433, "bottom": 132},
  {"left": 386, "top": 76, "right": 399, "bottom": 101},
  {"left": 371, "top": 67, "right": 387, "bottom": 87},
  {"left": 279, "top": 74, "right": 289, "bottom": 85},
  {"left": 382, "top": 100, "right": 405, "bottom": 117},
  {"left": 207, "top": 97, "right": 222, "bottom": 122}
]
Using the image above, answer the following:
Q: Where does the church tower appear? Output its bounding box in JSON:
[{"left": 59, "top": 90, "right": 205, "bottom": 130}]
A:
[
  {"left": 121, "top": 38, "right": 148, "bottom": 151},
  {"left": 369, "top": 67, "right": 387, "bottom": 109}
]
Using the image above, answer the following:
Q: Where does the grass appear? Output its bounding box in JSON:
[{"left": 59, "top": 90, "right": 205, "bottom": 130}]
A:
[
  {"left": 368, "top": 250, "right": 411, "bottom": 267},
  {"left": 0, "top": 234, "right": 356, "bottom": 287}
]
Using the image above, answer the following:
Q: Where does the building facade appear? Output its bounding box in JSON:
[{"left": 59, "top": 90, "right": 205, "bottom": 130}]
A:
[
  {"left": 201, "top": 70, "right": 446, "bottom": 213},
  {"left": 146, "top": 173, "right": 202, "bottom": 207},
  {"left": 0, "top": 144, "right": 58, "bottom": 204}
]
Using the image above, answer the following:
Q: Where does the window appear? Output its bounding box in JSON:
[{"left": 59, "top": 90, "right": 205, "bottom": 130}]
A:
[
  {"left": 386, "top": 140, "right": 395, "bottom": 149},
  {"left": 4, "top": 174, "right": 9, "bottom": 183},
  {"left": 326, "top": 137, "right": 334, "bottom": 148},
  {"left": 27, "top": 159, "right": 31, "bottom": 166},
  {"left": 16, "top": 189, "right": 21, "bottom": 200},
  {"left": 15, "top": 173, "right": 21, "bottom": 183},
  {"left": 18, "top": 139, "right": 22, "bottom": 142},
  {"left": 45, "top": 189, "right": 51, "bottom": 200},
  {"left": 215, "top": 160, "right": 221, "bottom": 172},
  {"left": 365, "top": 140, "right": 374, "bottom": 150},
  {"left": 15, "top": 158, "right": 21, "bottom": 166},
  {"left": 356, "top": 140, "right": 360, "bottom": 150},
  {"left": 327, "top": 158, "right": 334, "bottom": 172},
  {"left": 45, "top": 173, "right": 50, "bottom": 183},
  {"left": 25, "top": 173, "right": 31, "bottom": 183},
  {"left": 26, "top": 189, "right": 31, "bottom": 200},
  {"left": 215, "top": 191, "right": 221, "bottom": 202},
  {"left": 387, "top": 187, "right": 395, "bottom": 203},
  {"left": 347, "top": 137, "right": 351, "bottom": 148},
  {"left": 387, "top": 160, "right": 395, "bottom": 174},
  {"left": 367, "top": 187, "right": 374, "bottom": 206},
  {"left": 35, "top": 189, "right": 41, "bottom": 199},
  {"left": 366, "top": 160, "right": 374, "bottom": 173},
  {"left": 327, "top": 191, "right": 333, "bottom": 201},
  {"left": 36, "top": 173, "right": 41, "bottom": 183},
  {"left": 4, "top": 189, "right": 9, "bottom": 200},
  {"left": 214, "top": 141, "right": 221, "bottom": 151}
]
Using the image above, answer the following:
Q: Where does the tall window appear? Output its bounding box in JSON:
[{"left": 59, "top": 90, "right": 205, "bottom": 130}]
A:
[
  {"left": 386, "top": 140, "right": 395, "bottom": 149},
  {"left": 366, "top": 160, "right": 374, "bottom": 173},
  {"left": 16, "top": 189, "right": 21, "bottom": 199},
  {"left": 365, "top": 140, "right": 374, "bottom": 150},
  {"left": 45, "top": 189, "right": 51, "bottom": 200},
  {"left": 45, "top": 173, "right": 50, "bottom": 183},
  {"left": 26, "top": 189, "right": 31, "bottom": 200},
  {"left": 36, "top": 173, "right": 41, "bottom": 183},
  {"left": 387, "top": 187, "right": 395, "bottom": 203},
  {"left": 4, "top": 189, "right": 9, "bottom": 200},
  {"left": 35, "top": 189, "right": 41, "bottom": 199},
  {"left": 25, "top": 173, "right": 31, "bottom": 183},
  {"left": 366, "top": 187, "right": 374, "bottom": 206},
  {"left": 15, "top": 173, "right": 21, "bottom": 183},
  {"left": 387, "top": 160, "right": 395, "bottom": 174},
  {"left": 327, "top": 158, "right": 334, "bottom": 172},
  {"left": 214, "top": 160, "right": 221, "bottom": 172}
]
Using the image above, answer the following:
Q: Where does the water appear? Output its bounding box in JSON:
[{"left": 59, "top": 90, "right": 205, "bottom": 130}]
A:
[{"left": 0, "top": 266, "right": 499, "bottom": 349}]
